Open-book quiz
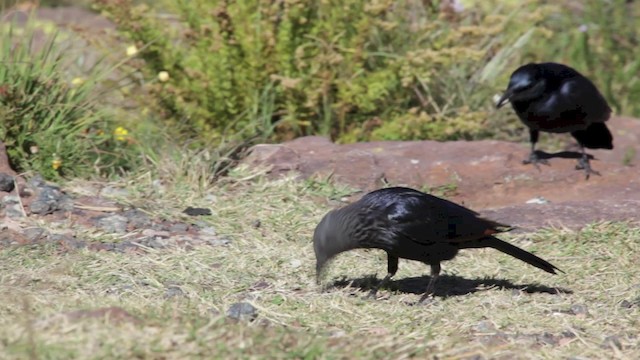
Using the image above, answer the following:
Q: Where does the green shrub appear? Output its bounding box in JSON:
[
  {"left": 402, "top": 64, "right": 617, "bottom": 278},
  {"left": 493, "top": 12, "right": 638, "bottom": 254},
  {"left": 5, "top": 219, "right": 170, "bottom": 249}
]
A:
[
  {"left": 94, "top": 0, "right": 553, "bottom": 143},
  {"left": 0, "top": 21, "right": 140, "bottom": 179}
]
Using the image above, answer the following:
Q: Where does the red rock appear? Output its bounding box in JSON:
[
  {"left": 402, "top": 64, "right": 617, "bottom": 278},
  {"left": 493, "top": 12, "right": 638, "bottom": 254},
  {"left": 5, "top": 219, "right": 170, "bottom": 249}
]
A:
[{"left": 243, "top": 116, "right": 640, "bottom": 230}]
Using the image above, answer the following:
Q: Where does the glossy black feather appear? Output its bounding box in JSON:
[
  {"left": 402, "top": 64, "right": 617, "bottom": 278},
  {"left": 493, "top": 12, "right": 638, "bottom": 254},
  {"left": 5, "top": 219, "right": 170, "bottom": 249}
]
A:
[
  {"left": 313, "top": 187, "right": 561, "bottom": 299},
  {"left": 504, "top": 62, "right": 613, "bottom": 148}
]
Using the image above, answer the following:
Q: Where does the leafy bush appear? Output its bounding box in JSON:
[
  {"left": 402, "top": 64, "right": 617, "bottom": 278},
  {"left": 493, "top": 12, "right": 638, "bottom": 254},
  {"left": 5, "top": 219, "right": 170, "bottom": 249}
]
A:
[
  {"left": 0, "top": 22, "right": 140, "bottom": 179},
  {"left": 94, "top": 0, "right": 550, "bottom": 143}
]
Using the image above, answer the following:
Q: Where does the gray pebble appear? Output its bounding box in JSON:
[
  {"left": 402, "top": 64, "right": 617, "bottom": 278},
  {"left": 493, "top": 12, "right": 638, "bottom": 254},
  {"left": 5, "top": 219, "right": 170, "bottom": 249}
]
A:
[
  {"left": 97, "top": 215, "right": 129, "bottom": 234},
  {"left": 569, "top": 304, "right": 589, "bottom": 316},
  {"left": 204, "top": 236, "right": 231, "bottom": 246},
  {"left": 30, "top": 185, "right": 73, "bottom": 215},
  {"left": 123, "top": 209, "right": 152, "bottom": 229},
  {"left": 200, "top": 226, "right": 217, "bottom": 236},
  {"left": 601, "top": 335, "right": 623, "bottom": 350},
  {"left": 1, "top": 195, "right": 24, "bottom": 218},
  {"left": 473, "top": 320, "right": 495, "bottom": 333},
  {"left": 49, "top": 234, "right": 86, "bottom": 249},
  {"left": 28, "top": 175, "right": 46, "bottom": 188},
  {"left": 164, "top": 286, "right": 185, "bottom": 299},
  {"left": 147, "top": 237, "right": 171, "bottom": 249},
  {"left": 0, "top": 173, "right": 15, "bottom": 192},
  {"left": 24, "top": 227, "right": 47, "bottom": 242},
  {"left": 169, "top": 223, "right": 189, "bottom": 233},
  {"left": 226, "top": 302, "right": 258, "bottom": 321},
  {"left": 101, "top": 186, "right": 129, "bottom": 198}
]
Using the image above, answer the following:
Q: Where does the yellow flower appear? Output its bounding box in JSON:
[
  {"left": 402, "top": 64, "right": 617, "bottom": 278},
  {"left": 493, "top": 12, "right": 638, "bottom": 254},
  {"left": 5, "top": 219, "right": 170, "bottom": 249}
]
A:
[
  {"left": 114, "top": 126, "right": 129, "bottom": 141},
  {"left": 158, "top": 71, "right": 170, "bottom": 82},
  {"left": 126, "top": 45, "right": 138, "bottom": 56},
  {"left": 52, "top": 158, "right": 62, "bottom": 170},
  {"left": 71, "top": 77, "right": 84, "bottom": 86}
]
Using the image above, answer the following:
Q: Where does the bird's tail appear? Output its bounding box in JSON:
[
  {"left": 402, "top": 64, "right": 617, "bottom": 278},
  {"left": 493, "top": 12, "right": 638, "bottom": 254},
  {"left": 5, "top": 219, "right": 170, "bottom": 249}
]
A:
[
  {"left": 466, "top": 237, "right": 562, "bottom": 274},
  {"left": 572, "top": 122, "right": 614, "bottom": 150}
]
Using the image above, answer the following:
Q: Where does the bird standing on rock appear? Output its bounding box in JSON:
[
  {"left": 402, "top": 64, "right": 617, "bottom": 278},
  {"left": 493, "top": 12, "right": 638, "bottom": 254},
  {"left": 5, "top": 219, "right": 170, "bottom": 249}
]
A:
[
  {"left": 313, "top": 187, "right": 561, "bottom": 303},
  {"left": 496, "top": 62, "right": 613, "bottom": 179}
]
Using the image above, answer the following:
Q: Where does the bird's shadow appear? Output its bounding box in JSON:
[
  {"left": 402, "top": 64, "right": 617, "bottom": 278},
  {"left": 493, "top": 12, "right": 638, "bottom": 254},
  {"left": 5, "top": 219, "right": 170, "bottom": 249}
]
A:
[
  {"left": 328, "top": 274, "right": 572, "bottom": 298},
  {"left": 532, "top": 150, "right": 594, "bottom": 161}
]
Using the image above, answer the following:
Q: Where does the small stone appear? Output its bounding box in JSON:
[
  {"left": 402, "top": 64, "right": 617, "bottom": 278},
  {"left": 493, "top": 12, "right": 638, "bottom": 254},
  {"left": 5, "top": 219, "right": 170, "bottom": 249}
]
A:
[
  {"left": 30, "top": 185, "right": 73, "bottom": 215},
  {"left": 151, "top": 179, "right": 165, "bottom": 193},
  {"left": 1, "top": 195, "right": 24, "bottom": 218},
  {"left": 97, "top": 215, "right": 129, "bottom": 234},
  {"left": 569, "top": 304, "right": 589, "bottom": 316},
  {"left": 169, "top": 223, "right": 189, "bottom": 233},
  {"left": 164, "top": 286, "right": 184, "bottom": 299},
  {"left": 114, "top": 241, "right": 138, "bottom": 252},
  {"left": 290, "top": 259, "right": 302, "bottom": 268},
  {"left": 150, "top": 222, "right": 171, "bottom": 232},
  {"left": 123, "top": 209, "right": 152, "bottom": 229},
  {"left": 50, "top": 234, "right": 86, "bottom": 249},
  {"left": 183, "top": 207, "right": 212, "bottom": 216},
  {"left": 27, "top": 175, "right": 46, "bottom": 188},
  {"left": 29, "top": 200, "right": 55, "bottom": 215},
  {"left": 0, "top": 173, "right": 15, "bottom": 192},
  {"left": 203, "top": 236, "right": 231, "bottom": 246},
  {"left": 620, "top": 300, "right": 633, "bottom": 309},
  {"left": 24, "top": 228, "right": 47, "bottom": 242},
  {"left": 226, "top": 302, "right": 258, "bottom": 322},
  {"left": 101, "top": 186, "right": 129, "bottom": 198},
  {"left": 601, "top": 335, "right": 623, "bottom": 350},
  {"left": 141, "top": 229, "right": 170, "bottom": 238},
  {"left": 620, "top": 298, "right": 640, "bottom": 308},
  {"left": 147, "top": 237, "right": 171, "bottom": 249},
  {"left": 200, "top": 226, "right": 217, "bottom": 236},
  {"left": 473, "top": 320, "right": 495, "bottom": 333},
  {"left": 535, "top": 332, "right": 558, "bottom": 346},
  {"left": 526, "top": 196, "right": 550, "bottom": 205}
]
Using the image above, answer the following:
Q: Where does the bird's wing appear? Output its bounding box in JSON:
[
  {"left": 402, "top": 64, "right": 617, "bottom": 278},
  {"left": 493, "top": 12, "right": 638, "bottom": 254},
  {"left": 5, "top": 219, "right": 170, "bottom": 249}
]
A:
[
  {"left": 384, "top": 192, "right": 509, "bottom": 245},
  {"left": 541, "top": 77, "right": 611, "bottom": 125}
]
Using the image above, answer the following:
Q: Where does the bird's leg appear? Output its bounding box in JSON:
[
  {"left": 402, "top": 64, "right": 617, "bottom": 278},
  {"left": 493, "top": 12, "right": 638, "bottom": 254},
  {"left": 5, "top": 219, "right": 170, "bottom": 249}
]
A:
[
  {"left": 575, "top": 144, "right": 600, "bottom": 180},
  {"left": 418, "top": 263, "right": 441, "bottom": 304},
  {"left": 366, "top": 254, "right": 398, "bottom": 299},
  {"left": 522, "top": 130, "right": 549, "bottom": 169}
]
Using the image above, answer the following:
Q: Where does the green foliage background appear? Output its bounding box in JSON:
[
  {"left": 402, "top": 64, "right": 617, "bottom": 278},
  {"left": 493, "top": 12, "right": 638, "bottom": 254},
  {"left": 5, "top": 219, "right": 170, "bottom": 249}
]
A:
[
  {"left": 93, "top": 0, "right": 640, "bottom": 144},
  {"left": 1, "top": 0, "right": 639, "bottom": 179}
]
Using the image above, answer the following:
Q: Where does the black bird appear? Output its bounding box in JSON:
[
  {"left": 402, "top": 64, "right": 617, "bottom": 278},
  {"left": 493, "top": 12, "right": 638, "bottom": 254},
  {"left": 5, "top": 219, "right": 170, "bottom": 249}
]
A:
[
  {"left": 313, "top": 187, "right": 561, "bottom": 303},
  {"left": 496, "top": 62, "right": 613, "bottom": 179}
]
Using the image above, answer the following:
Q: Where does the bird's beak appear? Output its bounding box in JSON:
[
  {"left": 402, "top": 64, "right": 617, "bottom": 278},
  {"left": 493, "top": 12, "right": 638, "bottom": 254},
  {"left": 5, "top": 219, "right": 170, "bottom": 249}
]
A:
[{"left": 495, "top": 89, "right": 512, "bottom": 108}]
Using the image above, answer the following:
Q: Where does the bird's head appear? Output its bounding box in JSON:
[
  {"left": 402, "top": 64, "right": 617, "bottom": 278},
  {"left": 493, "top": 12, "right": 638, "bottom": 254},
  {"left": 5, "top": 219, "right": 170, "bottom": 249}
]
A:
[
  {"left": 312, "top": 209, "right": 354, "bottom": 284},
  {"left": 496, "top": 63, "right": 547, "bottom": 108}
]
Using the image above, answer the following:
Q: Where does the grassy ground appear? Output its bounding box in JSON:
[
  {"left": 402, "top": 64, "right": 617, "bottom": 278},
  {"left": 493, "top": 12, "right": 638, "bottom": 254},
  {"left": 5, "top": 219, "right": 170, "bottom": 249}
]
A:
[{"left": 1, "top": 167, "right": 639, "bottom": 359}]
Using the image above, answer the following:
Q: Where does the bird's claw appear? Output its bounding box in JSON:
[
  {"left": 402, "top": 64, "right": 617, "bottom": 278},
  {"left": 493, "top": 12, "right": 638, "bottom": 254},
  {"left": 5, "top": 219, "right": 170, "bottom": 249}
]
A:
[
  {"left": 575, "top": 158, "right": 600, "bottom": 180},
  {"left": 363, "top": 290, "right": 378, "bottom": 300},
  {"left": 522, "top": 153, "right": 549, "bottom": 171},
  {"left": 416, "top": 294, "right": 436, "bottom": 305}
]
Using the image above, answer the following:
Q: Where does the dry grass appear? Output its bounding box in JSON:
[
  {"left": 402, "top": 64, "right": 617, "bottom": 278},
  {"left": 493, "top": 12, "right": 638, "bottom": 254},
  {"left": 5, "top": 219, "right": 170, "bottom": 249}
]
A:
[{"left": 1, "top": 165, "right": 639, "bottom": 359}]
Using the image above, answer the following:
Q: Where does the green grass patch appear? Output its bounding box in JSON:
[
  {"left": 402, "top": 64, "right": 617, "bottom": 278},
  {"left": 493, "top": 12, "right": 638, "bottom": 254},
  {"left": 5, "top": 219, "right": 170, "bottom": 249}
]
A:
[{"left": 1, "top": 175, "right": 638, "bottom": 358}]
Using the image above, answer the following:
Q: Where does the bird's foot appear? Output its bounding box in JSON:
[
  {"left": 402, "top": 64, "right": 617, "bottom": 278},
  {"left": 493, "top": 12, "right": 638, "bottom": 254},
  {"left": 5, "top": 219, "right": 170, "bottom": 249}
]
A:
[
  {"left": 575, "top": 158, "right": 601, "bottom": 180},
  {"left": 416, "top": 293, "right": 436, "bottom": 305},
  {"left": 522, "top": 152, "right": 550, "bottom": 171},
  {"left": 363, "top": 289, "right": 379, "bottom": 300}
]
